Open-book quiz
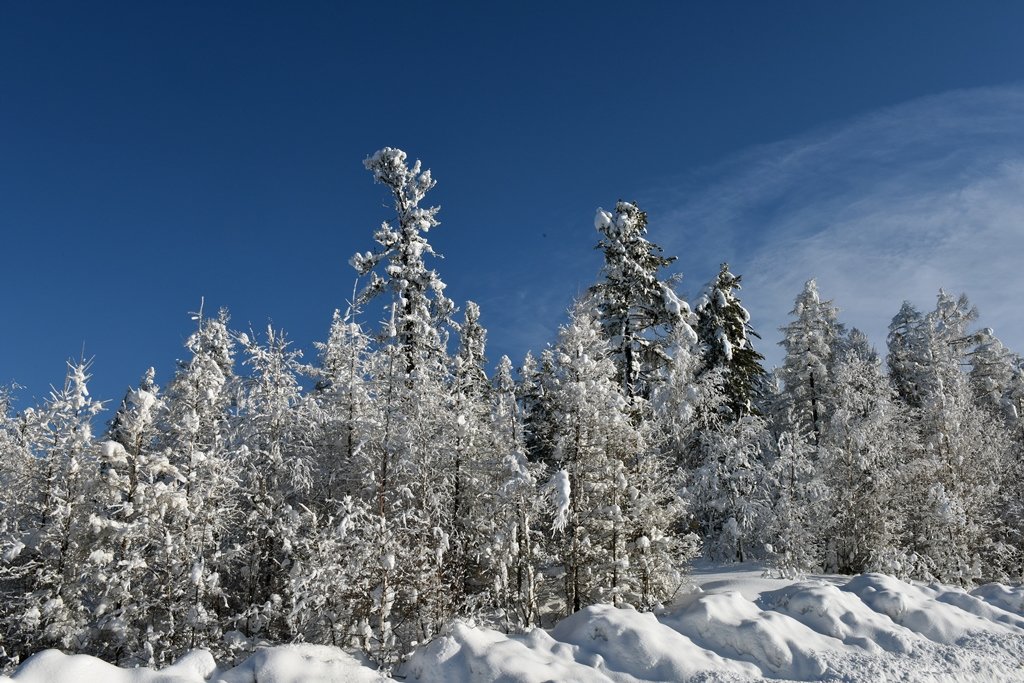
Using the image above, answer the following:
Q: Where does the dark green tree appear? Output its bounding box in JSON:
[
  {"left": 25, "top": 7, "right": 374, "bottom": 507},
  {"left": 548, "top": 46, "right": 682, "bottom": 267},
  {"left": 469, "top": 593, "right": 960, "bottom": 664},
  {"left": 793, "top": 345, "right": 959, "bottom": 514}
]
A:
[
  {"left": 695, "top": 263, "right": 767, "bottom": 420},
  {"left": 590, "top": 201, "right": 694, "bottom": 401}
]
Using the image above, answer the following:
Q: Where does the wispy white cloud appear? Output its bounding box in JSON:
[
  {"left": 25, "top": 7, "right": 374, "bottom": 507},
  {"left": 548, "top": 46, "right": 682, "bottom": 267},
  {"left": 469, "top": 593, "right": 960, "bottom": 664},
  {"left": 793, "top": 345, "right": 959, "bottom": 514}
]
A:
[{"left": 651, "top": 84, "right": 1024, "bottom": 368}]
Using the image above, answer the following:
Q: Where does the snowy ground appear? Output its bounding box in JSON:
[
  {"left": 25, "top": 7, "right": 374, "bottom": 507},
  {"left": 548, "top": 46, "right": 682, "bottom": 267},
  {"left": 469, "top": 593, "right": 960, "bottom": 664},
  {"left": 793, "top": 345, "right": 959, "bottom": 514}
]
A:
[{"left": 5, "top": 563, "right": 1024, "bottom": 682}]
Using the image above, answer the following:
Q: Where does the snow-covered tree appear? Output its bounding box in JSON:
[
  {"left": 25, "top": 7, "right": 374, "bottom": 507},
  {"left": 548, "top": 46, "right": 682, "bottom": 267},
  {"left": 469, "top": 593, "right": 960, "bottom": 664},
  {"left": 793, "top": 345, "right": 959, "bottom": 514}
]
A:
[
  {"left": 0, "top": 388, "right": 38, "bottom": 667},
  {"left": 766, "top": 429, "right": 824, "bottom": 575},
  {"left": 520, "top": 349, "right": 560, "bottom": 468},
  {"left": 651, "top": 319, "right": 708, "bottom": 468},
  {"left": 351, "top": 147, "right": 454, "bottom": 376},
  {"left": 153, "top": 307, "right": 239, "bottom": 658},
  {"left": 886, "top": 302, "right": 930, "bottom": 408},
  {"left": 777, "top": 279, "right": 844, "bottom": 449},
  {"left": 0, "top": 360, "right": 103, "bottom": 659},
  {"left": 486, "top": 355, "right": 542, "bottom": 628},
  {"left": 695, "top": 263, "right": 767, "bottom": 420},
  {"left": 688, "top": 416, "right": 773, "bottom": 563},
  {"left": 313, "top": 308, "right": 374, "bottom": 500},
  {"left": 344, "top": 148, "right": 461, "bottom": 660},
  {"left": 820, "top": 340, "right": 908, "bottom": 574},
  {"left": 82, "top": 368, "right": 165, "bottom": 664},
  {"left": 227, "top": 327, "right": 319, "bottom": 644},
  {"left": 545, "top": 303, "right": 633, "bottom": 612},
  {"left": 884, "top": 292, "right": 1012, "bottom": 584},
  {"left": 449, "top": 302, "right": 493, "bottom": 604},
  {"left": 287, "top": 495, "right": 391, "bottom": 652},
  {"left": 545, "top": 302, "right": 692, "bottom": 612},
  {"left": 969, "top": 328, "right": 1017, "bottom": 419},
  {"left": 591, "top": 201, "right": 691, "bottom": 401}
]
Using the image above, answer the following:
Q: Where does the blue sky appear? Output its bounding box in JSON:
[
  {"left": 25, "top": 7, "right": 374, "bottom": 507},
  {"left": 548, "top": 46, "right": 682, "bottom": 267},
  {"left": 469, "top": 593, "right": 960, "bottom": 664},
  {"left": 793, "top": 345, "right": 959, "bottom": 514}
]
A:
[{"left": 4, "top": 2, "right": 1024, "bottom": 408}]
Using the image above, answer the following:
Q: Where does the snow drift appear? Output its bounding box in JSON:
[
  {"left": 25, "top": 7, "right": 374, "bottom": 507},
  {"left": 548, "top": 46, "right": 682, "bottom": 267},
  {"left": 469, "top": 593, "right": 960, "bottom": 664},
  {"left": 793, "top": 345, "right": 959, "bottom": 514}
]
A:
[{"left": 5, "top": 564, "right": 1024, "bottom": 682}]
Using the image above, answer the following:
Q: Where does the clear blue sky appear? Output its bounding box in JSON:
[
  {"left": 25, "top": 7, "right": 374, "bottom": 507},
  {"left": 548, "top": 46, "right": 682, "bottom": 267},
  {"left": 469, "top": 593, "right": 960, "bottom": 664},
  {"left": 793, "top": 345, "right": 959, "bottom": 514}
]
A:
[{"left": 4, "top": 1, "right": 1024, "bottom": 409}]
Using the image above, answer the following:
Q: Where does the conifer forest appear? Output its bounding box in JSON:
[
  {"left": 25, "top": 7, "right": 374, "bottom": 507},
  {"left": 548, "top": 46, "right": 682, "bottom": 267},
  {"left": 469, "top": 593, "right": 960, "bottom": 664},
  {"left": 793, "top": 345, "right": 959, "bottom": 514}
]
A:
[{"left": 3, "top": 147, "right": 1023, "bottom": 671}]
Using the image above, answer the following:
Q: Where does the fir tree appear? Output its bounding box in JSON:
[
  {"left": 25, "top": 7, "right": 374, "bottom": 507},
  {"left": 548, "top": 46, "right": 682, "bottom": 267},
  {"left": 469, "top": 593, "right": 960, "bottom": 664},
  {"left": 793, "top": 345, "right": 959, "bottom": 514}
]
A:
[
  {"left": 545, "top": 302, "right": 692, "bottom": 612},
  {"left": 348, "top": 148, "right": 460, "bottom": 660}
]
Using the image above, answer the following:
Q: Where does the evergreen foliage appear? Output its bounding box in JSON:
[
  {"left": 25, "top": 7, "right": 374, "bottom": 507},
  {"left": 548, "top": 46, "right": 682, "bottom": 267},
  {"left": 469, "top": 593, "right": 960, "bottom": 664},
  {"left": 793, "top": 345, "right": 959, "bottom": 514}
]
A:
[{"left": 695, "top": 263, "right": 768, "bottom": 420}]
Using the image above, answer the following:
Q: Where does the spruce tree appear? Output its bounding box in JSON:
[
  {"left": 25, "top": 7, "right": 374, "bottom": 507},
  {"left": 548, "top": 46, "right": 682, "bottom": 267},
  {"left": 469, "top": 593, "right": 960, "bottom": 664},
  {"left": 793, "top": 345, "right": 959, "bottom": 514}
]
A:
[
  {"left": 695, "top": 263, "right": 767, "bottom": 420},
  {"left": 545, "top": 301, "right": 691, "bottom": 612},
  {"left": 591, "top": 201, "right": 692, "bottom": 401},
  {"left": 348, "top": 148, "right": 459, "bottom": 660}
]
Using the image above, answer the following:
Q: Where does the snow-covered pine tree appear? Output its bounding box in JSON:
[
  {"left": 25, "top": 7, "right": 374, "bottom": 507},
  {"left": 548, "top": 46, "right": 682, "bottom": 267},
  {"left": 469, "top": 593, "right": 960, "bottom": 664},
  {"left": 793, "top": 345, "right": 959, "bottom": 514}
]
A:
[
  {"left": 153, "top": 307, "right": 239, "bottom": 658},
  {"left": 0, "top": 387, "right": 40, "bottom": 667},
  {"left": 520, "top": 349, "right": 560, "bottom": 468},
  {"left": 591, "top": 201, "right": 691, "bottom": 401},
  {"left": 688, "top": 416, "right": 773, "bottom": 563},
  {"left": 922, "top": 293, "right": 1012, "bottom": 583},
  {"left": 882, "top": 292, "right": 1012, "bottom": 584},
  {"left": 82, "top": 368, "right": 164, "bottom": 664},
  {"left": 887, "top": 302, "right": 929, "bottom": 408},
  {"left": 776, "top": 279, "right": 844, "bottom": 450},
  {"left": 545, "top": 301, "right": 692, "bottom": 613},
  {"left": 0, "top": 360, "right": 103, "bottom": 660},
  {"left": 969, "top": 328, "right": 1017, "bottom": 420},
  {"left": 348, "top": 148, "right": 459, "bottom": 660},
  {"left": 1000, "top": 355, "right": 1024, "bottom": 578},
  {"left": 313, "top": 308, "right": 374, "bottom": 502},
  {"left": 1008, "top": 355, "right": 1024, "bottom": 440},
  {"left": 763, "top": 280, "right": 846, "bottom": 573},
  {"left": 820, "top": 332, "right": 909, "bottom": 574},
  {"left": 687, "top": 264, "right": 771, "bottom": 561},
  {"left": 651, "top": 316, "right": 707, "bottom": 469},
  {"left": 488, "top": 355, "right": 542, "bottom": 628},
  {"left": 449, "top": 301, "right": 502, "bottom": 612},
  {"left": 546, "top": 302, "right": 634, "bottom": 612},
  {"left": 227, "top": 326, "right": 319, "bottom": 645},
  {"left": 695, "top": 263, "right": 767, "bottom": 421},
  {"left": 352, "top": 147, "right": 455, "bottom": 376},
  {"left": 766, "top": 428, "right": 824, "bottom": 575},
  {"left": 287, "top": 494, "right": 388, "bottom": 651}
]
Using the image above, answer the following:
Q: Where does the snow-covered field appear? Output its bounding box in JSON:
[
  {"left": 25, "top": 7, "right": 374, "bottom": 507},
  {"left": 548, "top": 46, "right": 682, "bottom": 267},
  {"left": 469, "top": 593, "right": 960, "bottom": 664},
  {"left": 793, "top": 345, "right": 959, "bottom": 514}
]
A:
[{"left": 6, "top": 563, "right": 1024, "bottom": 682}]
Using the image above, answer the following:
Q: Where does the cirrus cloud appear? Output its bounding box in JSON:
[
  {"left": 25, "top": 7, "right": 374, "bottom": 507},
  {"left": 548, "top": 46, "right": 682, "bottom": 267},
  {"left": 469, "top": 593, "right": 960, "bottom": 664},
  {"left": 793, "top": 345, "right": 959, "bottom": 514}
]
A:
[{"left": 652, "top": 83, "right": 1024, "bottom": 368}]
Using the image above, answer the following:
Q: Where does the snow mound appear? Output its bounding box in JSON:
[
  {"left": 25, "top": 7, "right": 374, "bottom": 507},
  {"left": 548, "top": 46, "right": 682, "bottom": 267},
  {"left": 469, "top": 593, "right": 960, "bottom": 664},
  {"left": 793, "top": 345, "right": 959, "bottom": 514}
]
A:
[
  {"left": 843, "top": 573, "right": 1020, "bottom": 645},
  {"left": 404, "top": 621, "right": 612, "bottom": 682},
  {"left": 551, "top": 604, "right": 759, "bottom": 681},
  {"left": 759, "top": 581, "right": 917, "bottom": 655},
  {"left": 3, "top": 648, "right": 216, "bottom": 683},
  {"left": 6, "top": 566, "right": 1024, "bottom": 682},
  {"left": 217, "top": 644, "right": 389, "bottom": 683},
  {"left": 973, "top": 582, "right": 1024, "bottom": 614},
  {"left": 663, "top": 590, "right": 840, "bottom": 679}
]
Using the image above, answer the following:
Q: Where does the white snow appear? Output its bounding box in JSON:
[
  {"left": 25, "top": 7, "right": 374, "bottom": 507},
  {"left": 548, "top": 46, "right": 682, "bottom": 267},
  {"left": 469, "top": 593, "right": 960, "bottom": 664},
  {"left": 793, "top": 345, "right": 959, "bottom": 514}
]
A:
[
  {"left": 549, "top": 469, "right": 571, "bottom": 532},
  {"left": 6, "top": 563, "right": 1024, "bottom": 682},
  {"left": 216, "top": 645, "right": 388, "bottom": 683},
  {"left": 98, "top": 440, "right": 128, "bottom": 464}
]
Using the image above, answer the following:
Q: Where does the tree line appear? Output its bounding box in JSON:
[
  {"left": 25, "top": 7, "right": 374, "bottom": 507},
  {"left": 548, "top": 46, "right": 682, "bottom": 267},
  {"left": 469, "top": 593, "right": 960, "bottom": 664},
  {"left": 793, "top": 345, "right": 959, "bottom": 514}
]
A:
[{"left": 1, "top": 148, "right": 1022, "bottom": 670}]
